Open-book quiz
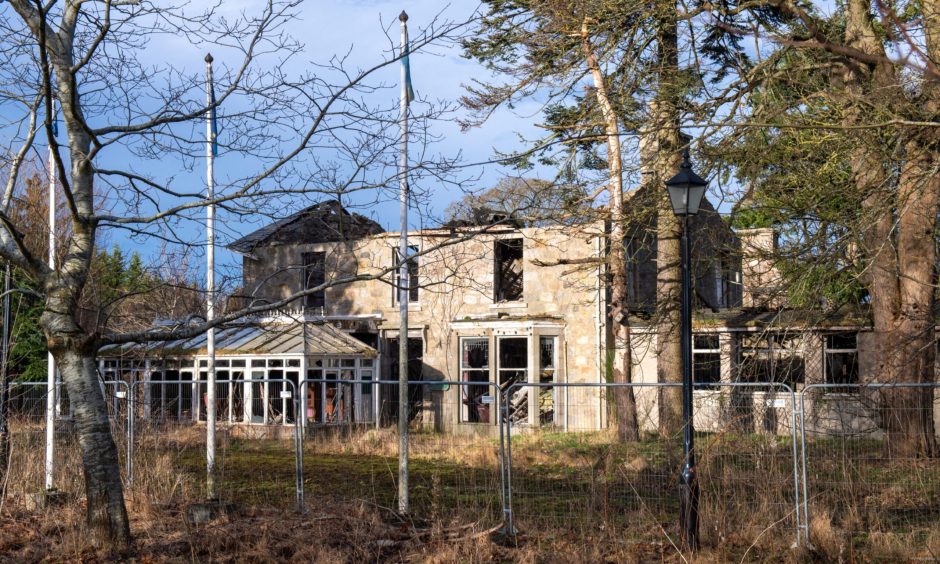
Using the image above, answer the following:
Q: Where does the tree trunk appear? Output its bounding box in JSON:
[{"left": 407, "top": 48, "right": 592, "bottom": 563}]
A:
[
  {"left": 54, "top": 344, "right": 132, "bottom": 548},
  {"left": 878, "top": 146, "right": 938, "bottom": 458},
  {"left": 581, "top": 19, "right": 639, "bottom": 442},
  {"left": 845, "top": 0, "right": 938, "bottom": 458},
  {"left": 652, "top": 14, "right": 683, "bottom": 437}
]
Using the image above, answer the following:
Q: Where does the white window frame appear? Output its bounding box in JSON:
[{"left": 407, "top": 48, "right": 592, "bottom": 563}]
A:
[{"left": 459, "top": 337, "right": 491, "bottom": 424}]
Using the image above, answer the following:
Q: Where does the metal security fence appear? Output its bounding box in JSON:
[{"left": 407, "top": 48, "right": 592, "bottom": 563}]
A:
[
  {"left": 501, "top": 381, "right": 803, "bottom": 549},
  {"left": 798, "top": 383, "right": 940, "bottom": 556},
  {"left": 300, "top": 379, "right": 506, "bottom": 528},
  {"left": 11, "top": 374, "right": 940, "bottom": 557},
  {"left": 4, "top": 380, "right": 131, "bottom": 504},
  {"left": 129, "top": 378, "right": 303, "bottom": 510}
]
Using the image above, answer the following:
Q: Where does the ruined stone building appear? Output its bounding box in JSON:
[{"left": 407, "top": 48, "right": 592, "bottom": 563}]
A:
[{"left": 99, "top": 197, "right": 889, "bottom": 435}]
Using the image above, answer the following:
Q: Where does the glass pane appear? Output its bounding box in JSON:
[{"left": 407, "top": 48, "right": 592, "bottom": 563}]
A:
[
  {"left": 693, "top": 353, "right": 721, "bottom": 387},
  {"left": 539, "top": 337, "right": 555, "bottom": 371},
  {"left": 693, "top": 334, "right": 719, "bottom": 350},
  {"left": 826, "top": 332, "right": 857, "bottom": 350},
  {"left": 462, "top": 339, "right": 488, "bottom": 369},
  {"left": 498, "top": 338, "right": 527, "bottom": 369}
]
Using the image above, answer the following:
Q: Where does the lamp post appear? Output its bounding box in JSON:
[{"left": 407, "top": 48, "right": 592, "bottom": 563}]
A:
[{"left": 665, "top": 149, "right": 707, "bottom": 551}]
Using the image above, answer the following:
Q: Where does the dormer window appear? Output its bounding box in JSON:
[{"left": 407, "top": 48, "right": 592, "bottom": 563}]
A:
[{"left": 494, "top": 238, "right": 523, "bottom": 302}]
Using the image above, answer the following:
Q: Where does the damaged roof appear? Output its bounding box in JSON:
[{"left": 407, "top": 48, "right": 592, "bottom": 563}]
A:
[
  {"left": 99, "top": 320, "right": 378, "bottom": 358},
  {"left": 228, "top": 200, "right": 385, "bottom": 254}
]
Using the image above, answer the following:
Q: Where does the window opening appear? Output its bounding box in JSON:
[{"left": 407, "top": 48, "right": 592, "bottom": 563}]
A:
[
  {"left": 495, "top": 239, "right": 524, "bottom": 302},
  {"left": 302, "top": 251, "right": 326, "bottom": 310},
  {"left": 693, "top": 334, "right": 721, "bottom": 388}
]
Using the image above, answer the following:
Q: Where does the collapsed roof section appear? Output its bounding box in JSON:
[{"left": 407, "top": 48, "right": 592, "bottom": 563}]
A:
[{"left": 227, "top": 200, "right": 385, "bottom": 254}]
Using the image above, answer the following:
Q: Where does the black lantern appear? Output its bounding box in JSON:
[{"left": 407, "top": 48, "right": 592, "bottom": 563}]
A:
[{"left": 665, "top": 152, "right": 707, "bottom": 216}]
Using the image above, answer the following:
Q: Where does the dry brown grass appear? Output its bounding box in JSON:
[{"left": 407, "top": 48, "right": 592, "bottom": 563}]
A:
[{"left": 4, "top": 422, "right": 940, "bottom": 562}]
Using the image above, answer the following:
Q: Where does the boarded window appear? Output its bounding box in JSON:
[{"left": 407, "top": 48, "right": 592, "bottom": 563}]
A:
[
  {"left": 302, "top": 251, "right": 325, "bottom": 310},
  {"left": 495, "top": 238, "right": 524, "bottom": 302}
]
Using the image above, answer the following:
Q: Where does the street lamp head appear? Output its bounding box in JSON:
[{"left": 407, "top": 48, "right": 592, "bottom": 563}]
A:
[{"left": 665, "top": 152, "right": 708, "bottom": 217}]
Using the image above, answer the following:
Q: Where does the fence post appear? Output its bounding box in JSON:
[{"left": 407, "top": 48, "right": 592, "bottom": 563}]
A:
[
  {"left": 128, "top": 380, "right": 136, "bottom": 487},
  {"left": 798, "top": 385, "right": 812, "bottom": 548},
  {"left": 293, "top": 379, "right": 304, "bottom": 512}
]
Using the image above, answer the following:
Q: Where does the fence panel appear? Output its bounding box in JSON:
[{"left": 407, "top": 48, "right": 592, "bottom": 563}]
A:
[
  {"left": 130, "top": 378, "right": 302, "bottom": 510},
  {"left": 300, "top": 379, "right": 504, "bottom": 527},
  {"left": 800, "top": 383, "right": 940, "bottom": 558},
  {"left": 4, "top": 380, "right": 130, "bottom": 506},
  {"left": 503, "top": 381, "right": 801, "bottom": 551}
]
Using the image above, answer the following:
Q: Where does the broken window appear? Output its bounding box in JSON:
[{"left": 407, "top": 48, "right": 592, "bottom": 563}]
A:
[
  {"left": 693, "top": 334, "right": 721, "bottom": 388},
  {"left": 302, "top": 252, "right": 326, "bottom": 310},
  {"left": 460, "top": 338, "right": 490, "bottom": 423},
  {"left": 738, "top": 333, "right": 805, "bottom": 387},
  {"left": 539, "top": 336, "right": 556, "bottom": 425},
  {"left": 393, "top": 245, "right": 419, "bottom": 303},
  {"left": 499, "top": 337, "right": 529, "bottom": 424},
  {"left": 494, "top": 238, "right": 524, "bottom": 302},
  {"left": 824, "top": 333, "right": 858, "bottom": 393}
]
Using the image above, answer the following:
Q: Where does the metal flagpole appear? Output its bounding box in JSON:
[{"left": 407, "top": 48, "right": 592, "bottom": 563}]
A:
[
  {"left": 204, "top": 53, "right": 217, "bottom": 500},
  {"left": 397, "top": 10, "right": 412, "bottom": 515},
  {"left": 0, "top": 264, "right": 10, "bottom": 469},
  {"left": 45, "top": 97, "right": 57, "bottom": 492}
]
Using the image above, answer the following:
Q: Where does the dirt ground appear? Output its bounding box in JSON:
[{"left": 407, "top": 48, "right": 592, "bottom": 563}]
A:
[{"left": 0, "top": 497, "right": 819, "bottom": 563}]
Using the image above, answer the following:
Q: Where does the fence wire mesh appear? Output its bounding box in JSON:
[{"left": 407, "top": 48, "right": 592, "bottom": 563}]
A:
[
  {"left": 300, "top": 379, "right": 504, "bottom": 527},
  {"left": 502, "top": 381, "right": 801, "bottom": 550},
  {"left": 799, "top": 383, "right": 940, "bottom": 558},
  {"left": 130, "top": 378, "right": 302, "bottom": 509},
  {"left": 4, "top": 380, "right": 130, "bottom": 506},
  {"left": 10, "top": 371, "right": 940, "bottom": 559}
]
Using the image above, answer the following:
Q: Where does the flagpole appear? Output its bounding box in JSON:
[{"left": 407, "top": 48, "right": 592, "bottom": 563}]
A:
[
  {"left": 45, "top": 97, "right": 57, "bottom": 492},
  {"left": 204, "top": 53, "right": 217, "bottom": 500},
  {"left": 397, "top": 10, "right": 410, "bottom": 516}
]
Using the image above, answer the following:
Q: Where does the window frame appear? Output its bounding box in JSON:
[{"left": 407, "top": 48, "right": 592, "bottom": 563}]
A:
[
  {"left": 823, "top": 332, "right": 859, "bottom": 394},
  {"left": 692, "top": 334, "right": 722, "bottom": 389},
  {"left": 393, "top": 244, "right": 420, "bottom": 304},
  {"left": 459, "top": 337, "right": 491, "bottom": 424}
]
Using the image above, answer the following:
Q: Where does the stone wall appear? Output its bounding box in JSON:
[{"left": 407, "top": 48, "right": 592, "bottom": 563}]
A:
[{"left": 240, "top": 223, "right": 606, "bottom": 433}]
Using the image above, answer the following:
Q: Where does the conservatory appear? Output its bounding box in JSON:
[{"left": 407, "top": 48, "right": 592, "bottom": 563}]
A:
[{"left": 97, "top": 320, "right": 379, "bottom": 427}]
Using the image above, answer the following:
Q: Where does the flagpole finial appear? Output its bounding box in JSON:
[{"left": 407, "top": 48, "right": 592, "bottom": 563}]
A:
[
  {"left": 205, "top": 53, "right": 214, "bottom": 64},
  {"left": 399, "top": 10, "right": 408, "bottom": 22}
]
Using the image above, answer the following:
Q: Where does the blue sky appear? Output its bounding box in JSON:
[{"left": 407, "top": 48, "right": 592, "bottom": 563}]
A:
[{"left": 96, "top": 0, "right": 548, "bottom": 281}]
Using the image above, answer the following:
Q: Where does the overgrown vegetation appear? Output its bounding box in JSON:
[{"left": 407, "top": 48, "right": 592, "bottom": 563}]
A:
[{"left": 3, "top": 418, "right": 938, "bottom": 561}]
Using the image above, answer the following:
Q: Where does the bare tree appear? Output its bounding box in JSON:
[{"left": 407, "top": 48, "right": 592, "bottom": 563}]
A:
[{"left": 0, "top": 0, "right": 469, "bottom": 547}]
